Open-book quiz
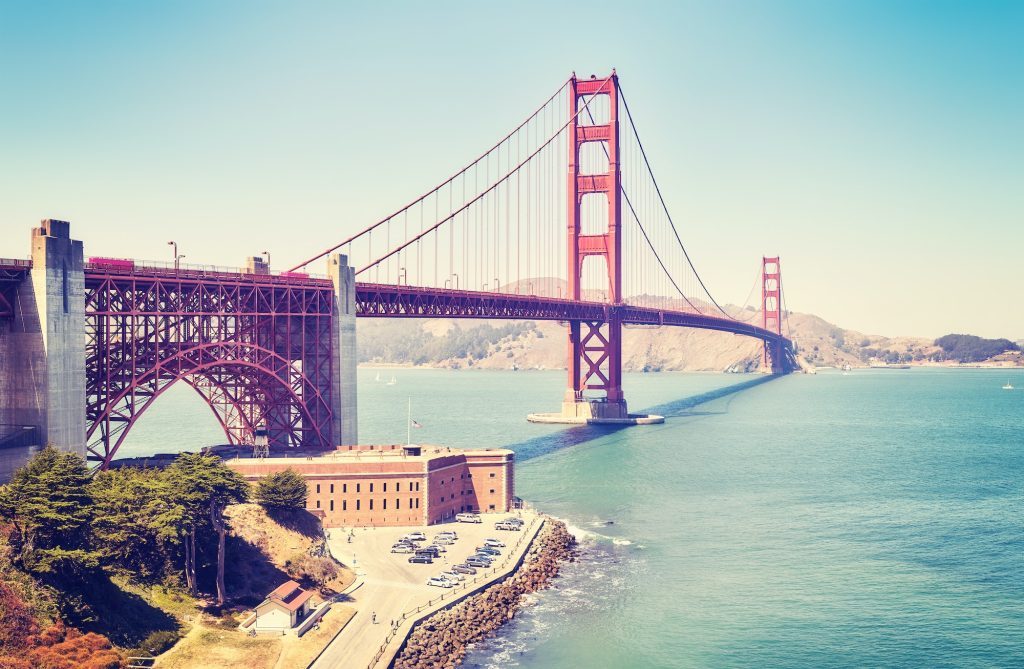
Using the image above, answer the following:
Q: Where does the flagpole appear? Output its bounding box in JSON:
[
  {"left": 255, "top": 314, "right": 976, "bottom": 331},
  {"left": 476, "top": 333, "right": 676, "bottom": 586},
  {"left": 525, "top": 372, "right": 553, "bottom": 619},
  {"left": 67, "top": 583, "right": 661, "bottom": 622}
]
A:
[{"left": 407, "top": 397, "right": 412, "bottom": 445}]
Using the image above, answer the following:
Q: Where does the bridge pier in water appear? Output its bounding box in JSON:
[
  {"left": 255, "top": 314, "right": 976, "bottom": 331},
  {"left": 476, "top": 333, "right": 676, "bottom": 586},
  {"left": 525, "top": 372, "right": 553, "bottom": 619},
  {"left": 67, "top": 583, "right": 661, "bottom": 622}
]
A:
[{"left": 528, "top": 72, "right": 662, "bottom": 426}]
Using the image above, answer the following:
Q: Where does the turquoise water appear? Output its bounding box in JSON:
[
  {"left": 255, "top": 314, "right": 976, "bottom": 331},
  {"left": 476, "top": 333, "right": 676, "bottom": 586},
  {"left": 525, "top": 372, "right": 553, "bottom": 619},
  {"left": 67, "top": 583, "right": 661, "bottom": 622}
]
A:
[{"left": 121, "top": 368, "right": 1024, "bottom": 668}]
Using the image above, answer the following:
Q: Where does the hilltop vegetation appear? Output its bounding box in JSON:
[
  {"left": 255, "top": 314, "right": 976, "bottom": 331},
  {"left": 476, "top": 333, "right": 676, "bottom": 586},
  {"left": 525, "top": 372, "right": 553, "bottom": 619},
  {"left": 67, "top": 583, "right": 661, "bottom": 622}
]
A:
[
  {"left": 0, "top": 450, "right": 349, "bottom": 666},
  {"left": 934, "top": 334, "right": 1020, "bottom": 363}
]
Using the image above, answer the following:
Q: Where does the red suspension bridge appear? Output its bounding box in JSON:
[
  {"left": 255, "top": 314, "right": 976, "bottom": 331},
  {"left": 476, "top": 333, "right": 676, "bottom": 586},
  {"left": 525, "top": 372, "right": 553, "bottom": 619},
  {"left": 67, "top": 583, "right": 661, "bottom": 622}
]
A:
[{"left": 0, "top": 71, "right": 795, "bottom": 468}]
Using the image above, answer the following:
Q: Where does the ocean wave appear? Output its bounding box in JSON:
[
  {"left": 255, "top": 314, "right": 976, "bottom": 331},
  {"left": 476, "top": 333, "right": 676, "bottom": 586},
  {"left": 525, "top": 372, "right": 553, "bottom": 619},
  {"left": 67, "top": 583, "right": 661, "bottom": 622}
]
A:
[{"left": 462, "top": 521, "right": 646, "bottom": 668}]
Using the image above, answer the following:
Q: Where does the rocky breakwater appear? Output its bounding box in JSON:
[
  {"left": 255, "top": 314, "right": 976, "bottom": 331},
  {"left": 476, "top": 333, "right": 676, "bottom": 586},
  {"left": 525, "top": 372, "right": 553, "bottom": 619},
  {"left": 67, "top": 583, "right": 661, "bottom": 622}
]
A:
[{"left": 392, "top": 518, "right": 576, "bottom": 669}]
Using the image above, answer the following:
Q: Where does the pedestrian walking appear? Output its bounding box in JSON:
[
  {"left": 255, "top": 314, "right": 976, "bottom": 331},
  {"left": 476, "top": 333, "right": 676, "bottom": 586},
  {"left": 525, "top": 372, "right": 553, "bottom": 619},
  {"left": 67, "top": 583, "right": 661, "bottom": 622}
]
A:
[{"left": 372, "top": 611, "right": 377, "bottom": 624}]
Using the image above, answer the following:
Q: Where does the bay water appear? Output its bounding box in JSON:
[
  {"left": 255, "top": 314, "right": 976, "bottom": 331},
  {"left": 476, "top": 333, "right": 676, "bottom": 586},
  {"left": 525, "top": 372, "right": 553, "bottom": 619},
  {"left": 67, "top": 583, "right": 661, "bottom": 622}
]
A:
[{"left": 119, "top": 368, "right": 1024, "bottom": 668}]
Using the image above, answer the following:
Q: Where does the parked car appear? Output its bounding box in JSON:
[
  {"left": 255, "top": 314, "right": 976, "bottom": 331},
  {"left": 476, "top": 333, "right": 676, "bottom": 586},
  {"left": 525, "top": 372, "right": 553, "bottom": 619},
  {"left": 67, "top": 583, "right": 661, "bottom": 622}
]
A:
[
  {"left": 495, "top": 521, "right": 516, "bottom": 531},
  {"left": 484, "top": 538, "right": 506, "bottom": 548},
  {"left": 391, "top": 544, "right": 415, "bottom": 553},
  {"left": 439, "top": 571, "right": 464, "bottom": 582},
  {"left": 451, "top": 564, "right": 477, "bottom": 575},
  {"left": 433, "top": 535, "right": 455, "bottom": 545},
  {"left": 405, "top": 531, "right": 426, "bottom": 541},
  {"left": 416, "top": 548, "right": 440, "bottom": 559},
  {"left": 438, "top": 530, "right": 458, "bottom": 539},
  {"left": 456, "top": 513, "right": 482, "bottom": 523},
  {"left": 425, "top": 543, "right": 446, "bottom": 553},
  {"left": 427, "top": 576, "right": 453, "bottom": 588},
  {"left": 408, "top": 554, "right": 434, "bottom": 564},
  {"left": 476, "top": 546, "right": 501, "bottom": 556},
  {"left": 465, "top": 557, "right": 490, "bottom": 568},
  {"left": 470, "top": 553, "right": 494, "bottom": 563}
]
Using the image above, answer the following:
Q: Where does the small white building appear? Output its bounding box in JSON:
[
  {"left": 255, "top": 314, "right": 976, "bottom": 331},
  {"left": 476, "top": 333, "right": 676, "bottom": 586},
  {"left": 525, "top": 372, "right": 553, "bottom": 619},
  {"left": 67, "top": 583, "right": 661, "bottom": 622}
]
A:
[{"left": 249, "top": 580, "right": 315, "bottom": 631}]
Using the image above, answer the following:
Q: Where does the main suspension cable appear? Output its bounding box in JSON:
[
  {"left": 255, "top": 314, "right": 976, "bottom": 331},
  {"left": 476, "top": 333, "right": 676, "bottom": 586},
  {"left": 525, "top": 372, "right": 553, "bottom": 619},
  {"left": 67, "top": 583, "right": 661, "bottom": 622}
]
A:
[{"left": 618, "top": 85, "right": 734, "bottom": 320}]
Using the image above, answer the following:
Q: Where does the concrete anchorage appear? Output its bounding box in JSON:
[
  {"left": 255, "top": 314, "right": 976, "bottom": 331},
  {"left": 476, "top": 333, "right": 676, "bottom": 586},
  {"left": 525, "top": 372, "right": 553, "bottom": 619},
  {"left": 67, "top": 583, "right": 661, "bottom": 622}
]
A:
[
  {"left": 0, "top": 220, "right": 86, "bottom": 480},
  {"left": 329, "top": 253, "right": 358, "bottom": 446}
]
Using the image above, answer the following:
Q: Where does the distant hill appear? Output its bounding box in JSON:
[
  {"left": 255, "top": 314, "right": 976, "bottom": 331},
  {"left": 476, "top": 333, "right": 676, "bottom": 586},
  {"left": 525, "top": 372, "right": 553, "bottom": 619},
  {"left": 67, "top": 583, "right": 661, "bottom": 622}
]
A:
[{"left": 357, "top": 288, "right": 1022, "bottom": 371}]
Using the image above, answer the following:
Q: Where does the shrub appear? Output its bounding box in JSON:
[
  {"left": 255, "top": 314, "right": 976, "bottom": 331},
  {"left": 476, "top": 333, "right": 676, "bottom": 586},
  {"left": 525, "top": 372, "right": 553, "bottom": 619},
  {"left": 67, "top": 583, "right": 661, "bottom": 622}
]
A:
[
  {"left": 255, "top": 470, "right": 308, "bottom": 510},
  {"left": 0, "top": 580, "right": 37, "bottom": 649},
  {"left": 131, "top": 629, "right": 180, "bottom": 656},
  {"left": 286, "top": 553, "right": 339, "bottom": 586}
]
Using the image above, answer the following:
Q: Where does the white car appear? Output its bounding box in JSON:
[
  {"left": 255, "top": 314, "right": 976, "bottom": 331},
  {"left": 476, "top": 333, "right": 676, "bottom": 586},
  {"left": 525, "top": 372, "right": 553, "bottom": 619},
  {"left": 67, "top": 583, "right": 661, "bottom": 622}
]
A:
[
  {"left": 405, "top": 531, "right": 426, "bottom": 541},
  {"left": 391, "top": 544, "right": 415, "bottom": 553},
  {"left": 439, "top": 571, "right": 464, "bottom": 582},
  {"left": 433, "top": 535, "right": 455, "bottom": 545},
  {"left": 484, "top": 538, "right": 506, "bottom": 548},
  {"left": 456, "top": 513, "right": 482, "bottom": 523},
  {"left": 438, "top": 530, "right": 458, "bottom": 539},
  {"left": 427, "top": 576, "right": 454, "bottom": 588}
]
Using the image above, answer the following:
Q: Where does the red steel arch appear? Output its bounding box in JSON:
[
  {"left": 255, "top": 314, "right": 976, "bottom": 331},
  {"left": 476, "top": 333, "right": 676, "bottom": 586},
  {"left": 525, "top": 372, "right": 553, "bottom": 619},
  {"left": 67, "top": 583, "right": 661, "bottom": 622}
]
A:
[{"left": 84, "top": 264, "right": 335, "bottom": 466}]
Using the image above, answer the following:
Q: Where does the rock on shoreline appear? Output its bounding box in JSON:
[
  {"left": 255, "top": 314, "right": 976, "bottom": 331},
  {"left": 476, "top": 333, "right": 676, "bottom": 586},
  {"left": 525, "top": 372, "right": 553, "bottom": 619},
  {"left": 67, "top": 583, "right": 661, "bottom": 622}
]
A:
[{"left": 392, "top": 518, "right": 576, "bottom": 669}]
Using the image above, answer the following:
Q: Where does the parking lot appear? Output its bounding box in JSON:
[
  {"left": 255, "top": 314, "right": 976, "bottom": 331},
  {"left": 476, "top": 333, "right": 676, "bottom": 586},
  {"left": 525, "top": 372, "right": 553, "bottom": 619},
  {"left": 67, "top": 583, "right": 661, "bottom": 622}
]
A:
[{"left": 314, "top": 510, "right": 538, "bottom": 669}]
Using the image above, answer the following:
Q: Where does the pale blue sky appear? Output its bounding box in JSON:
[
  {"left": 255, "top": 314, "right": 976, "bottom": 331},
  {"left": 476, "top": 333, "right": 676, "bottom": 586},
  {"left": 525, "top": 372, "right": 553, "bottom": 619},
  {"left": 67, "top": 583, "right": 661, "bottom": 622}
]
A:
[{"left": 1, "top": 1, "right": 1021, "bottom": 338}]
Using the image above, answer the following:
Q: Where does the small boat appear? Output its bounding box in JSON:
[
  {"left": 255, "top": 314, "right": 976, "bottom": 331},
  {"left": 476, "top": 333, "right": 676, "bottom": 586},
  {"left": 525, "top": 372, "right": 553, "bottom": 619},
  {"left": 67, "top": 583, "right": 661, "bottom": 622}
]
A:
[
  {"left": 386, "top": 376, "right": 397, "bottom": 386},
  {"left": 375, "top": 372, "right": 381, "bottom": 383},
  {"left": 1003, "top": 380, "right": 1014, "bottom": 390}
]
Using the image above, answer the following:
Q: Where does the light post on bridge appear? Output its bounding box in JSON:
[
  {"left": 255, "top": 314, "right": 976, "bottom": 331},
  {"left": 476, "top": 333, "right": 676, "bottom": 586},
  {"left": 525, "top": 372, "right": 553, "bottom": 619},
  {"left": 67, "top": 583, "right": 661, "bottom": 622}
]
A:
[
  {"left": 262, "top": 251, "right": 270, "bottom": 269},
  {"left": 167, "top": 240, "right": 178, "bottom": 271},
  {"left": 398, "top": 266, "right": 407, "bottom": 285},
  {"left": 176, "top": 254, "right": 186, "bottom": 271}
]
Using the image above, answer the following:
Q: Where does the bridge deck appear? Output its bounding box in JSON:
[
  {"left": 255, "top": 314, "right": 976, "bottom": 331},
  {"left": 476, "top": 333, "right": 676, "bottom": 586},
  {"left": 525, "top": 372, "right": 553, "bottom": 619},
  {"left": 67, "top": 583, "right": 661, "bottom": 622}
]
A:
[{"left": 76, "top": 265, "right": 789, "bottom": 346}]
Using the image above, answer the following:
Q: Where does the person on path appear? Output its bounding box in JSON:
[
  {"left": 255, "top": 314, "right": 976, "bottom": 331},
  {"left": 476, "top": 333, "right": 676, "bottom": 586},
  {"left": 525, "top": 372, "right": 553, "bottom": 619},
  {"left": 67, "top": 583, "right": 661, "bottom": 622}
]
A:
[{"left": 372, "top": 611, "right": 377, "bottom": 624}]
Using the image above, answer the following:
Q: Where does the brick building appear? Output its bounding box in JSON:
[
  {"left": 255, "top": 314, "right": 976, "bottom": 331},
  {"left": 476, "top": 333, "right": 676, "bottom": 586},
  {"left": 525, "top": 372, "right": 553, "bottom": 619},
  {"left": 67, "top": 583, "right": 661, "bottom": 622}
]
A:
[{"left": 227, "top": 444, "right": 514, "bottom": 527}]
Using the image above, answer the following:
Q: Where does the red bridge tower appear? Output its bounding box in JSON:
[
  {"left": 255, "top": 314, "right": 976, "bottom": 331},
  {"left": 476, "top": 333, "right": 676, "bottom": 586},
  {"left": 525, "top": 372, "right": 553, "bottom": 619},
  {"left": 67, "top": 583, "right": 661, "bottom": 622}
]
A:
[
  {"left": 562, "top": 71, "right": 629, "bottom": 421},
  {"left": 761, "top": 256, "right": 785, "bottom": 373}
]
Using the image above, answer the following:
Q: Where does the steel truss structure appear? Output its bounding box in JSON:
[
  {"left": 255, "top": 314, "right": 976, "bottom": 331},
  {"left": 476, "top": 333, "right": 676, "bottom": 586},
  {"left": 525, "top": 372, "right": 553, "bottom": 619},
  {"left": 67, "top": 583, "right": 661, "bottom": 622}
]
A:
[
  {"left": 84, "top": 265, "right": 335, "bottom": 466},
  {"left": 356, "top": 282, "right": 790, "bottom": 337},
  {"left": 0, "top": 260, "right": 30, "bottom": 319}
]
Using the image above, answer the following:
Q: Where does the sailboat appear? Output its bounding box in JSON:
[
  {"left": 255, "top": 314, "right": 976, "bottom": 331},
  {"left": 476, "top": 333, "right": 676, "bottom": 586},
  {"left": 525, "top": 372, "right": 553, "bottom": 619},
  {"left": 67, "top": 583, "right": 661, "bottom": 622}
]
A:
[
  {"left": 375, "top": 372, "right": 381, "bottom": 383},
  {"left": 1002, "top": 380, "right": 1014, "bottom": 390},
  {"left": 386, "top": 375, "right": 397, "bottom": 386}
]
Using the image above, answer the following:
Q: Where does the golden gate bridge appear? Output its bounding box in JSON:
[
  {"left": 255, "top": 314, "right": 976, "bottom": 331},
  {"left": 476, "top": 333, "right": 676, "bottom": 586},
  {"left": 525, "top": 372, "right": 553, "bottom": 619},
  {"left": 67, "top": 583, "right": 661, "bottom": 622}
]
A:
[{"left": 0, "top": 71, "right": 795, "bottom": 469}]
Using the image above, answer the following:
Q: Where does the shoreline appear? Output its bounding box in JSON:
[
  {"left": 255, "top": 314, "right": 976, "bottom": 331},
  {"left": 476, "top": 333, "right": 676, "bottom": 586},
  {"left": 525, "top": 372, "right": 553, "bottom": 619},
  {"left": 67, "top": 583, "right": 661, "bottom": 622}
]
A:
[{"left": 391, "top": 519, "right": 577, "bottom": 669}]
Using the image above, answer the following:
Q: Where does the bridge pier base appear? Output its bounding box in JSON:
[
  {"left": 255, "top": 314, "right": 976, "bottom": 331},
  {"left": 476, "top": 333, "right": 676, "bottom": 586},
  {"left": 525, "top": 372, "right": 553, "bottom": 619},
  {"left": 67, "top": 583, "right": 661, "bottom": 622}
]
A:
[
  {"left": 528, "top": 390, "right": 664, "bottom": 426},
  {"left": 527, "top": 399, "right": 663, "bottom": 425}
]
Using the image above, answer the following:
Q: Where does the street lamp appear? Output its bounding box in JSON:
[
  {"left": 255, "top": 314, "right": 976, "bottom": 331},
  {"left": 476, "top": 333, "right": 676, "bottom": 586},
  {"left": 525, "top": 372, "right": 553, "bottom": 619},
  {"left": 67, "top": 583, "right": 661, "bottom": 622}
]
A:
[
  {"left": 262, "top": 251, "right": 270, "bottom": 268},
  {"left": 167, "top": 241, "right": 177, "bottom": 270},
  {"left": 398, "top": 267, "right": 407, "bottom": 285},
  {"left": 176, "top": 254, "right": 186, "bottom": 271}
]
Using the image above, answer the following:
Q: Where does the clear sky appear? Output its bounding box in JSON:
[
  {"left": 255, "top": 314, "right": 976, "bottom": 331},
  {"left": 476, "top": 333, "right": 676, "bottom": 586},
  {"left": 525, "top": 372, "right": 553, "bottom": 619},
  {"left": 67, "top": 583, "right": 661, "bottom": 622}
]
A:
[{"left": 1, "top": 1, "right": 1021, "bottom": 338}]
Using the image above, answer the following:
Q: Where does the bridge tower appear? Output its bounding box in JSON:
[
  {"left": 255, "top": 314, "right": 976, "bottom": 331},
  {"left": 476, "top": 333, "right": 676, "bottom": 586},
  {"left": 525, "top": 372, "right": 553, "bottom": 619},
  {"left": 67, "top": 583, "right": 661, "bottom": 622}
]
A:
[
  {"left": 562, "top": 71, "right": 629, "bottom": 421},
  {"left": 761, "top": 256, "right": 785, "bottom": 373}
]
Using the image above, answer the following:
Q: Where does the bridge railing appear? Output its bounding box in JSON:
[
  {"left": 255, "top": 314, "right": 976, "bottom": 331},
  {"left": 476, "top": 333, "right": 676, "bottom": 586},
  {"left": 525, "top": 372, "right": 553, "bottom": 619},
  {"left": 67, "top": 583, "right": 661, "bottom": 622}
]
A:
[
  {"left": 0, "top": 257, "right": 31, "bottom": 270},
  {"left": 85, "top": 258, "right": 329, "bottom": 282}
]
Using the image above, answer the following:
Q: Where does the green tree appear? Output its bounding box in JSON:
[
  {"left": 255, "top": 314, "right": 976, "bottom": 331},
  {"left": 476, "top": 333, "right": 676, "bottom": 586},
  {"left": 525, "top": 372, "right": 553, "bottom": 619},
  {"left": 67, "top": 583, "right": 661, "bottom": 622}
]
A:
[
  {"left": 88, "top": 468, "right": 186, "bottom": 581},
  {"left": 0, "top": 446, "right": 98, "bottom": 576},
  {"left": 255, "top": 469, "right": 308, "bottom": 510},
  {"left": 164, "top": 454, "right": 248, "bottom": 604}
]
